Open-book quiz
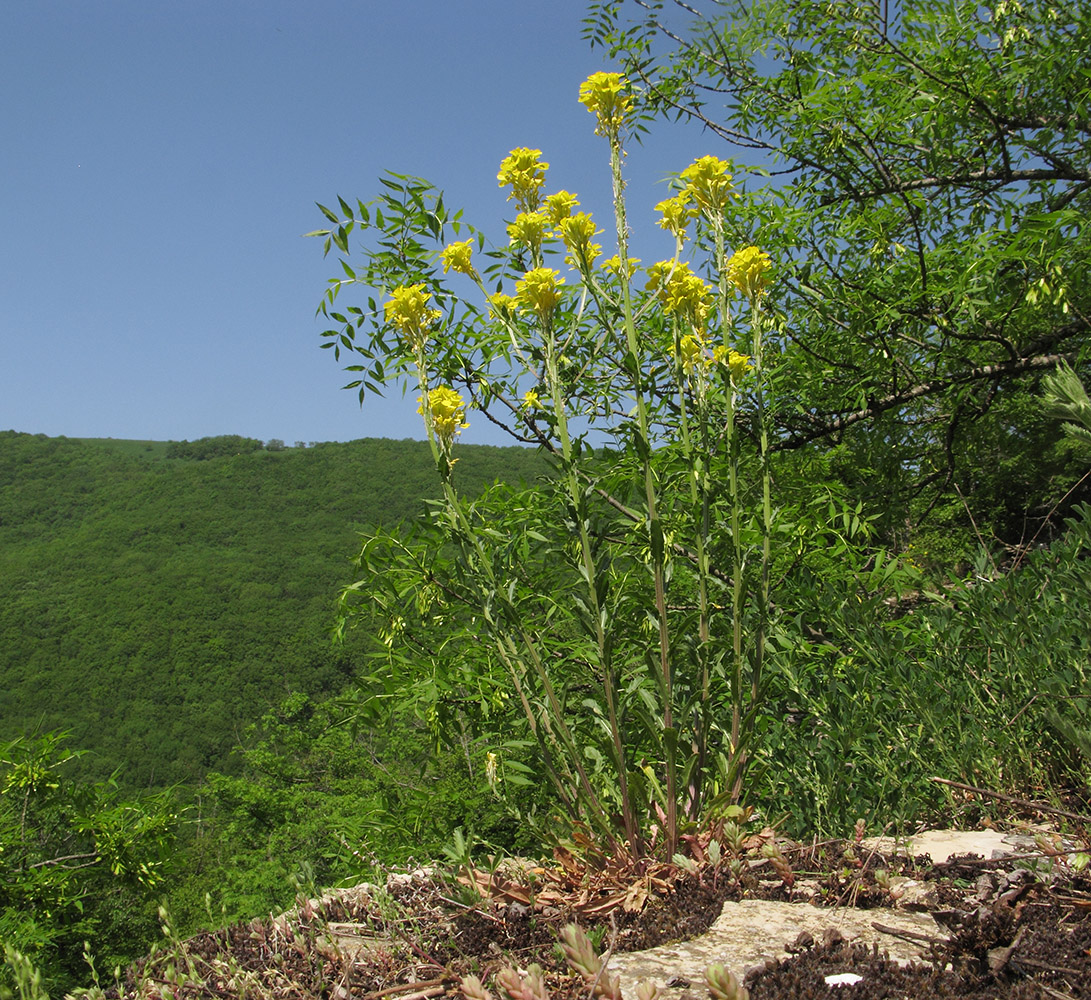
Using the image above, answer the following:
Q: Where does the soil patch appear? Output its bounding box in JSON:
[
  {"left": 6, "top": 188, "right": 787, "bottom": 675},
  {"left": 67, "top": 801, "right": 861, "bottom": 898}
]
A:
[{"left": 110, "top": 834, "right": 1091, "bottom": 1000}]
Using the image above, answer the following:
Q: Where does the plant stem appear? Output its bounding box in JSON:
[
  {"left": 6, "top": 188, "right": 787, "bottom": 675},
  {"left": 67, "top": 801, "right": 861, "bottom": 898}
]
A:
[
  {"left": 607, "top": 124, "right": 677, "bottom": 858},
  {"left": 544, "top": 306, "right": 641, "bottom": 856}
]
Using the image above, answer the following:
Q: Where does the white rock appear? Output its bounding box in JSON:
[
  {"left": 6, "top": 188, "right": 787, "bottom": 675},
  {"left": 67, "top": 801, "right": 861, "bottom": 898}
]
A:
[
  {"left": 609, "top": 897, "right": 945, "bottom": 997},
  {"left": 861, "top": 828, "right": 1030, "bottom": 863},
  {"left": 825, "top": 973, "right": 864, "bottom": 986}
]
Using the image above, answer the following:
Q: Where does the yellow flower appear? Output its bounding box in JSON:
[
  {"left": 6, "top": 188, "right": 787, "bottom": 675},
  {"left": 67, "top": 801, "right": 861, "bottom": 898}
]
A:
[
  {"left": 714, "top": 347, "right": 754, "bottom": 382},
  {"left": 729, "top": 351, "right": 753, "bottom": 381},
  {"left": 603, "top": 254, "right": 641, "bottom": 280},
  {"left": 655, "top": 193, "right": 696, "bottom": 241},
  {"left": 578, "top": 71, "right": 632, "bottom": 136},
  {"left": 440, "top": 240, "right": 476, "bottom": 277},
  {"left": 488, "top": 292, "right": 518, "bottom": 316},
  {"left": 384, "top": 284, "right": 440, "bottom": 345},
  {"left": 644, "top": 260, "right": 674, "bottom": 295},
  {"left": 679, "top": 156, "right": 735, "bottom": 214},
  {"left": 522, "top": 389, "right": 540, "bottom": 410},
  {"left": 646, "top": 261, "right": 712, "bottom": 332},
  {"left": 727, "top": 246, "right": 772, "bottom": 300},
  {"left": 497, "top": 148, "right": 549, "bottom": 210},
  {"left": 507, "top": 211, "right": 551, "bottom": 253},
  {"left": 516, "top": 267, "right": 565, "bottom": 317},
  {"left": 557, "top": 212, "right": 599, "bottom": 248},
  {"left": 679, "top": 333, "right": 707, "bottom": 374},
  {"left": 419, "top": 385, "right": 469, "bottom": 446},
  {"left": 544, "top": 190, "right": 580, "bottom": 225},
  {"left": 567, "top": 243, "right": 602, "bottom": 269},
  {"left": 557, "top": 212, "right": 603, "bottom": 268}
]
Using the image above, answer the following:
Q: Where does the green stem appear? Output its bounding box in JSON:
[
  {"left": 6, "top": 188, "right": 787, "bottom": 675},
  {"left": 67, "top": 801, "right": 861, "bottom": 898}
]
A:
[
  {"left": 672, "top": 330, "right": 713, "bottom": 821},
  {"left": 544, "top": 308, "right": 641, "bottom": 856},
  {"left": 607, "top": 125, "right": 678, "bottom": 859},
  {"left": 416, "top": 358, "right": 618, "bottom": 850},
  {"left": 751, "top": 296, "right": 771, "bottom": 742},
  {"left": 715, "top": 238, "right": 746, "bottom": 805}
]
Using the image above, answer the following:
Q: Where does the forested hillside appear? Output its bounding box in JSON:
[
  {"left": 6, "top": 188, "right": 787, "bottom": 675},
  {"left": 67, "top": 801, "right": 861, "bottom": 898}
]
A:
[{"left": 0, "top": 431, "right": 548, "bottom": 788}]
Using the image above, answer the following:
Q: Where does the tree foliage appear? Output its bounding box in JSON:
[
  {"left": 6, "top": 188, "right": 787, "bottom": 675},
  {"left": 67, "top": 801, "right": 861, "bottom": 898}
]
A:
[
  {"left": 164, "top": 435, "right": 266, "bottom": 460},
  {"left": 0, "top": 733, "right": 177, "bottom": 996},
  {"left": 584, "top": 0, "right": 1091, "bottom": 548},
  {"left": 0, "top": 432, "right": 547, "bottom": 789},
  {"left": 166, "top": 692, "right": 546, "bottom": 930}
]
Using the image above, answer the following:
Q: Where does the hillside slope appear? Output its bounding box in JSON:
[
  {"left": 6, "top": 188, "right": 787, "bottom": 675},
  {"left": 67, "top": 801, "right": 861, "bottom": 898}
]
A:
[{"left": 0, "top": 431, "right": 548, "bottom": 788}]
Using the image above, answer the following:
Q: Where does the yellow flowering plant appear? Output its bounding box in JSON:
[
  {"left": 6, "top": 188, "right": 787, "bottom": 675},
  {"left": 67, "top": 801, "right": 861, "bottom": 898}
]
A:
[
  {"left": 497, "top": 147, "right": 549, "bottom": 211},
  {"left": 515, "top": 267, "right": 565, "bottom": 319},
  {"left": 440, "top": 239, "right": 477, "bottom": 278},
  {"left": 655, "top": 193, "right": 696, "bottom": 243},
  {"left": 419, "top": 385, "right": 469, "bottom": 449},
  {"left": 578, "top": 71, "right": 633, "bottom": 137},
  {"left": 507, "top": 211, "right": 551, "bottom": 254},
  {"left": 727, "top": 246, "right": 773, "bottom": 301},
  {"left": 679, "top": 155, "right": 736, "bottom": 215},
  {"left": 544, "top": 190, "right": 580, "bottom": 224},
  {"left": 313, "top": 72, "right": 784, "bottom": 864},
  {"left": 383, "top": 283, "right": 441, "bottom": 343}
]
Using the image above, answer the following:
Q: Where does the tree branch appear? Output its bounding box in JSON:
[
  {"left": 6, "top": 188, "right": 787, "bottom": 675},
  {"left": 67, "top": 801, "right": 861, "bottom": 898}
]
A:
[{"left": 777, "top": 353, "right": 1074, "bottom": 451}]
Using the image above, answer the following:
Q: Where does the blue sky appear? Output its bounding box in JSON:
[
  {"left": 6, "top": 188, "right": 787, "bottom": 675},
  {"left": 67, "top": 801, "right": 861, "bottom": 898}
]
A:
[{"left": 2, "top": 0, "right": 721, "bottom": 447}]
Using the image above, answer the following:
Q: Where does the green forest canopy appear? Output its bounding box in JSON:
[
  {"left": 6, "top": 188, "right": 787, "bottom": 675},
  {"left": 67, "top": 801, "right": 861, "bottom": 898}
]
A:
[{"left": 0, "top": 431, "right": 548, "bottom": 789}]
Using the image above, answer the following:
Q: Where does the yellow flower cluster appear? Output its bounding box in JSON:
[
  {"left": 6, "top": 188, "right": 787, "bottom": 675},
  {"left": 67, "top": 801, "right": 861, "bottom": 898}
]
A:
[
  {"left": 679, "top": 155, "right": 735, "bottom": 214},
  {"left": 655, "top": 194, "right": 697, "bottom": 241},
  {"left": 485, "top": 750, "right": 499, "bottom": 791},
  {"left": 419, "top": 385, "right": 469, "bottom": 446},
  {"left": 678, "top": 334, "right": 754, "bottom": 381},
  {"left": 544, "top": 190, "right": 580, "bottom": 225},
  {"left": 522, "top": 389, "right": 540, "bottom": 410},
  {"left": 679, "top": 337, "right": 754, "bottom": 381},
  {"left": 384, "top": 284, "right": 440, "bottom": 345},
  {"left": 602, "top": 254, "right": 641, "bottom": 280},
  {"left": 679, "top": 333, "right": 706, "bottom": 374},
  {"left": 717, "top": 347, "right": 754, "bottom": 382},
  {"left": 497, "top": 148, "right": 549, "bottom": 210},
  {"left": 488, "top": 292, "right": 517, "bottom": 317},
  {"left": 646, "top": 261, "right": 712, "bottom": 332},
  {"left": 578, "top": 71, "right": 632, "bottom": 137},
  {"left": 440, "top": 240, "right": 476, "bottom": 277},
  {"left": 516, "top": 267, "right": 565, "bottom": 317},
  {"left": 727, "top": 246, "right": 772, "bottom": 300},
  {"left": 557, "top": 211, "right": 602, "bottom": 267},
  {"left": 507, "top": 211, "right": 551, "bottom": 253},
  {"left": 648, "top": 156, "right": 736, "bottom": 246}
]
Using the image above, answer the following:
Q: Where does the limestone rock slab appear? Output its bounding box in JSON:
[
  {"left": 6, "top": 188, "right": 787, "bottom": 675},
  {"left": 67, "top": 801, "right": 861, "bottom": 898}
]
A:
[{"left": 609, "top": 899, "right": 945, "bottom": 995}]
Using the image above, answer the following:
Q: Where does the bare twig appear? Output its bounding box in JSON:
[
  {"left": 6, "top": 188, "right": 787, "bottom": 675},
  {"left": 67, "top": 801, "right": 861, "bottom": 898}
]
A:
[
  {"left": 358, "top": 978, "right": 451, "bottom": 1000},
  {"left": 871, "top": 922, "right": 946, "bottom": 946},
  {"left": 929, "top": 776, "right": 1091, "bottom": 823},
  {"left": 435, "top": 894, "right": 505, "bottom": 925}
]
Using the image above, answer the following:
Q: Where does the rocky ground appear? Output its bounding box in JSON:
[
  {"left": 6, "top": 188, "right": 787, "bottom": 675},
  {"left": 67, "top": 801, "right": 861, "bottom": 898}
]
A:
[{"left": 111, "top": 829, "right": 1091, "bottom": 1000}]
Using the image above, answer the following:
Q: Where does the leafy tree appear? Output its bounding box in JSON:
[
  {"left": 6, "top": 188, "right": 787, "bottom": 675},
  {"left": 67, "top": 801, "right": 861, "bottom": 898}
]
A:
[
  {"left": 165, "top": 435, "right": 265, "bottom": 460},
  {"left": 0, "top": 733, "right": 178, "bottom": 996},
  {"left": 584, "top": 0, "right": 1091, "bottom": 554}
]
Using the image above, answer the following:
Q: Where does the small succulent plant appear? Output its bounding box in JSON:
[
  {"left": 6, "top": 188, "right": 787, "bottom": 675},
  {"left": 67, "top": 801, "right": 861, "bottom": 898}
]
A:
[{"left": 461, "top": 923, "right": 746, "bottom": 1000}]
